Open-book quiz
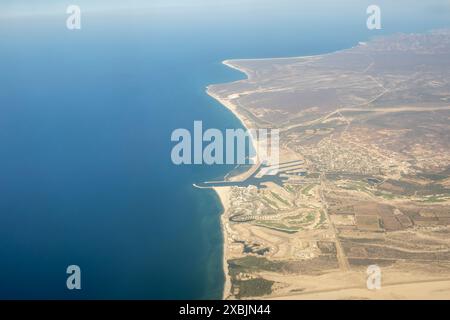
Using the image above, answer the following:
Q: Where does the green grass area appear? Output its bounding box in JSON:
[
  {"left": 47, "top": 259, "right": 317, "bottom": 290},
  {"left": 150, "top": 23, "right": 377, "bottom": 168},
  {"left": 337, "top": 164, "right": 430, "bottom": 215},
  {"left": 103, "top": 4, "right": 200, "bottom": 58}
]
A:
[
  {"left": 374, "top": 191, "right": 396, "bottom": 200},
  {"left": 254, "top": 220, "right": 299, "bottom": 233},
  {"left": 341, "top": 180, "right": 397, "bottom": 200},
  {"left": 270, "top": 191, "right": 291, "bottom": 206},
  {"left": 319, "top": 211, "right": 326, "bottom": 224},
  {"left": 285, "top": 185, "right": 295, "bottom": 193},
  {"left": 262, "top": 196, "right": 279, "bottom": 209},
  {"left": 286, "top": 214, "right": 303, "bottom": 220},
  {"left": 302, "top": 184, "right": 316, "bottom": 196},
  {"left": 301, "top": 212, "right": 316, "bottom": 223},
  {"left": 287, "top": 211, "right": 319, "bottom": 226},
  {"left": 303, "top": 212, "right": 315, "bottom": 223},
  {"left": 316, "top": 211, "right": 328, "bottom": 229},
  {"left": 420, "top": 196, "right": 447, "bottom": 203},
  {"left": 341, "top": 182, "right": 374, "bottom": 196}
]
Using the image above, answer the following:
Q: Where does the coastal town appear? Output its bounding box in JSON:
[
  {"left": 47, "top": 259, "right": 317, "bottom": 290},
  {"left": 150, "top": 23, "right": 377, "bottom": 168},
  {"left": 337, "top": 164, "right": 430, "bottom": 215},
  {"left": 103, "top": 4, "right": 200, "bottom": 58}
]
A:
[{"left": 206, "top": 30, "right": 450, "bottom": 299}]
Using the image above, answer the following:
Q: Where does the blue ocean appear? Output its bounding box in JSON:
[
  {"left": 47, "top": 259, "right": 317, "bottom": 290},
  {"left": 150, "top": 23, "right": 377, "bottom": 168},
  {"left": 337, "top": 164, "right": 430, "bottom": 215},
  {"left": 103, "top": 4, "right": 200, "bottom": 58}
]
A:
[{"left": 0, "top": 0, "right": 448, "bottom": 299}]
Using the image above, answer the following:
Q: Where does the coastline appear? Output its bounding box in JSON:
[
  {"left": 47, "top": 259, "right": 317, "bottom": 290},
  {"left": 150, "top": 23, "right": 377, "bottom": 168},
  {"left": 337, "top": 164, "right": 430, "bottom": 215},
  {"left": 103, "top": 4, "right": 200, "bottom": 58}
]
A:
[
  {"left": 206, "top": 86, "right": 254, "bottom": 134},
  {"left": 222, "top": 60, "right": 253, "bottom": 81},
  {"left": 213, "top": 186, "right": 232, "bottom": 300},
  {"left": 203, "top": 30, "right": 450, "bottom": 300},
  {"left": 206, "top": 60, "right": 258, "bottom": 299}
]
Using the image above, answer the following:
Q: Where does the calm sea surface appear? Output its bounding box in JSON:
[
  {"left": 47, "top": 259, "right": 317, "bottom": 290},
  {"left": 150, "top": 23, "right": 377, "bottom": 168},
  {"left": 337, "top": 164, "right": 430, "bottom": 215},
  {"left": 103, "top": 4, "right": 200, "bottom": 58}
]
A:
[{"left": 0, "top": 0, "right": 448, "bottom": 299}]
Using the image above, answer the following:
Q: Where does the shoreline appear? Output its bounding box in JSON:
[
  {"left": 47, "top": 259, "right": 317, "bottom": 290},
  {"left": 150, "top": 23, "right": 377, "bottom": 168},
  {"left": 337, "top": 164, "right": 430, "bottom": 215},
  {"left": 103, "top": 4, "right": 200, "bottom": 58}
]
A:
[
  {"left": 204, "top": 29, "right": 450, "bottom": 300},
  {"left": 206, "top": 60, "right": 259, "bottom": 299},
  {"left": 212, "top": 186, "right": 232, "bottom": 300},
  {"left": 222, "top": 60, "right": 253, "bottom": 80},
  {"left": 205, "top": 86, "right": 254, "bottom": 134}
]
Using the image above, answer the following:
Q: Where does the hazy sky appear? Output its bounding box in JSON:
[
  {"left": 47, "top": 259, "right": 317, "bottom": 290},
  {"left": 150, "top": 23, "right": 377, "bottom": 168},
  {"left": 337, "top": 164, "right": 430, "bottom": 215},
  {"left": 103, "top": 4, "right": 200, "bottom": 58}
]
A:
[
  {"left": 1, "top": 0, "right": 449, "bottom": 37},
  {"left": 2, "top": 0, "right": 449, "bottom": 17}
]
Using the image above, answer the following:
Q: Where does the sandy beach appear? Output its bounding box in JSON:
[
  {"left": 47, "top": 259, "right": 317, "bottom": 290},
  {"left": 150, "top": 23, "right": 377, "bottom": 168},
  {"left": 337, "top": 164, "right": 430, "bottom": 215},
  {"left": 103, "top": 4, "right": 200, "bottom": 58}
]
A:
[
  {"left": 206, "top": 88, "right": 254, "bottom": 134},
  {"left": 213, "top": 186, "right": 232, "bottom": 299},
  {"left": 222, "top": 60, "right": 253, "bottom": 81},
  {"left": 206, "top": 60, "right": 259, "bottom": 299}
]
